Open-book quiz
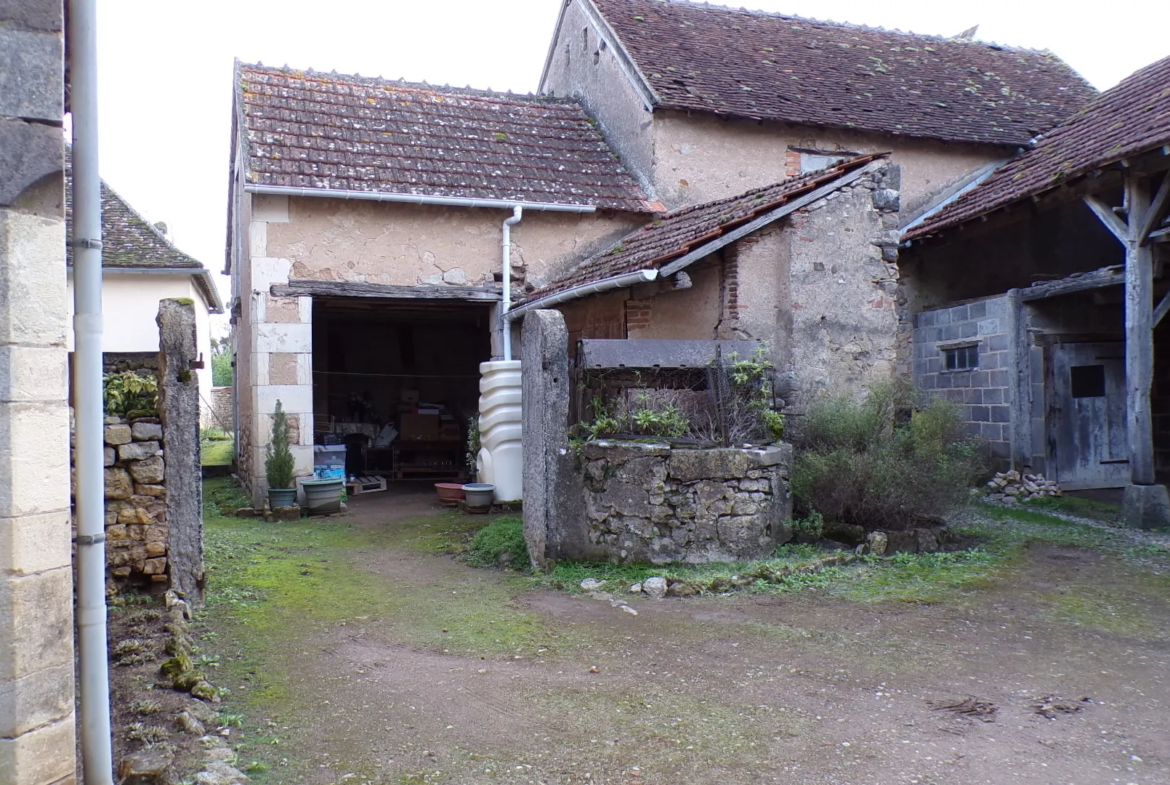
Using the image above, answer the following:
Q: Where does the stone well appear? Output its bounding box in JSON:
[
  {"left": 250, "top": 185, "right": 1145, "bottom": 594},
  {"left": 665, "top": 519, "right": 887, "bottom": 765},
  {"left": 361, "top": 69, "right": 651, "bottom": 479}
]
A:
[{"left": 579, "top": 440, "right": 793, "bottom": 564}]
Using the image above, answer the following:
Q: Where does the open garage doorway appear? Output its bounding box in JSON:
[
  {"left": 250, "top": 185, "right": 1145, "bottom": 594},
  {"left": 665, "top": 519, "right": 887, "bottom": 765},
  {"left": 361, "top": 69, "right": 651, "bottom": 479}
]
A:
[{"left": 310, "top": 297, "right": 492, "bottom": 489}]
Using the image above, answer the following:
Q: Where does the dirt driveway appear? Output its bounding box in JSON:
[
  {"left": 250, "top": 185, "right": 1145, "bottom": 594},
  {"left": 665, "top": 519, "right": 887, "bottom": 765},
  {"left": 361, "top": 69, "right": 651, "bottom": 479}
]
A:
[{"left": 204, "top": 486, "right": 1170, "bottom": 785}]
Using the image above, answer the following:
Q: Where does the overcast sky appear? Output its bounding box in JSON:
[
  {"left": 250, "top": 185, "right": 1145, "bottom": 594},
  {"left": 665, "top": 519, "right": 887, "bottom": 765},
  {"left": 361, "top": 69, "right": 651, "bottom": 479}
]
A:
[{"left": 93, "top": 0, "right": 1170, "bottom": 330}]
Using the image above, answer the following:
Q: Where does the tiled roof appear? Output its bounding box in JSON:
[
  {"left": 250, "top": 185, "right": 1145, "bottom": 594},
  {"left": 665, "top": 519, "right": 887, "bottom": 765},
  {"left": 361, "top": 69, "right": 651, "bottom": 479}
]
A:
[
  {"left": 65, "top": 165, "right": 203, "bottom": 270},
  {"left": 237, "top": 63, "right": 656, "bottom": 212},
  {"left": 905, "top": 54, "right": 1170, "bottom": 240},
  {"left": 525, "top": 153, "right": 885, "bottom": 302},
  {"left": 591, "top": 0, "right": 1095, "bottom": 146}
]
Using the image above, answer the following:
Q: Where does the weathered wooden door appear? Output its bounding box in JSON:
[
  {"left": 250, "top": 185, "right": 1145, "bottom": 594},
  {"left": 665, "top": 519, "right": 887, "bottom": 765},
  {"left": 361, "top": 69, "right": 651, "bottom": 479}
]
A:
[{"left": 1050, "top": 342, "right": 1129, "bottom": 489}]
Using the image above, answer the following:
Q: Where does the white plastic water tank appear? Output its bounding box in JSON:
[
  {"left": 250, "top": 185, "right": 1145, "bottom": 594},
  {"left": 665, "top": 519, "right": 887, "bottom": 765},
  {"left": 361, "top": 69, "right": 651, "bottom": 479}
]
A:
[{"left": 476, "top": 360, "right": 523, "bottom": 502}]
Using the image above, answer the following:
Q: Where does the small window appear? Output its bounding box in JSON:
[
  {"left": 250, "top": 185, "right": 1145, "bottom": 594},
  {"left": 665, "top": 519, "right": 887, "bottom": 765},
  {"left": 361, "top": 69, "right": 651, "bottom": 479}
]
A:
[
  {"left": 1070, "top": 364, "right": 1106, "bottom": 398},
  {"left": 944, "top": 345, "right": 978, "bottom": 371}
]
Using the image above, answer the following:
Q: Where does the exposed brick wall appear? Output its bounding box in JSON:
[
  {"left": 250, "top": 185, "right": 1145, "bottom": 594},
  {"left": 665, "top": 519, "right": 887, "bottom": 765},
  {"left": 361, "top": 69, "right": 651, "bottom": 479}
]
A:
[
  {"left": 625, "top": 299, "right": 653, "bottom": 331},
  {"left": 913, "top": 296, "right": 1013, "bottom": 463}
]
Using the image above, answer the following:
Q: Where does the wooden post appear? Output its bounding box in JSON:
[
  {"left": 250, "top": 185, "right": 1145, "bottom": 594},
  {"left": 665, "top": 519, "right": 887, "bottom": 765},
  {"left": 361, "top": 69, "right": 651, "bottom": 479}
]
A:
[{"left": 1125, "top": 174, "right": 1156, "bottom": 485}]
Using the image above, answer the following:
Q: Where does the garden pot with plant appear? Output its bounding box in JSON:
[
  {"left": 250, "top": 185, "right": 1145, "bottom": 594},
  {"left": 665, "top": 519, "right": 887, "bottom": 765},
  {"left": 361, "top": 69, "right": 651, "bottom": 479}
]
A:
[{"left": 266, "top": 400, "right": 298, "bottom": 509}]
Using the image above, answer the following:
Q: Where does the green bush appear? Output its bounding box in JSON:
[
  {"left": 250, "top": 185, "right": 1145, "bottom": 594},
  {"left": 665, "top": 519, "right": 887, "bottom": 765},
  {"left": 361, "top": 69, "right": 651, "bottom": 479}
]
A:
[
  {"left": 466, "top": 517, "right": 529, "bottom": 570},
  {"left": 103, "top": 371, "right": 158, "bottom": 418},
  {"left": 790, "top": 383, "right": 986, "bottom": 531}
]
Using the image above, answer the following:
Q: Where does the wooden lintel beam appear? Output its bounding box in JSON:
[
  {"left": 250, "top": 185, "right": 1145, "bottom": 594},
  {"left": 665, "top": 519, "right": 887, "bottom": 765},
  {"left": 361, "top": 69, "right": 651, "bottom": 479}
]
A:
[
  {"left": 1083, "top": 194, "right": 1129, "bottom": 245},
  {"left": 271, "top": 280, "right": 501, "bottom": 302},
  {"left": 1139, "top": 170, "right": 1170, "bottom": 245}
]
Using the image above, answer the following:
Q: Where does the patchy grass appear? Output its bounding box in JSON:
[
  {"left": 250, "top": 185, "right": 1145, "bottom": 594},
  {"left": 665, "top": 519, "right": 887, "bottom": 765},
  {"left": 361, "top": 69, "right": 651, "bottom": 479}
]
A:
[
  {"left": 830, "top": 550, "right": 1002, "bottom": 604},
  {"left": 1019, "top": 493, "right": 1122, "bottom": 523},
  {"left": 198, "top": 479, "right": 578, "bottom": 781},
  {"left": 200, "top": 438, "right": 234, "bottom": 467}
]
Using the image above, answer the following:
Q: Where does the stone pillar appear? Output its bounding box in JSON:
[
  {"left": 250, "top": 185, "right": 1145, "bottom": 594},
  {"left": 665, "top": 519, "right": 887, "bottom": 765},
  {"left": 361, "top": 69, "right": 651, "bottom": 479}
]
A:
[
  {"left": 0, "top": 1, "right": 76, "bottom": 782},
  {"left": 245, "top": 194, "right": 314, "bottom": 505},
  {"left": 520, "top": 310, "right": 587, "bottom": 567},
  {"left": 157, "top": 299, "right": 204, "bottom": 606}
]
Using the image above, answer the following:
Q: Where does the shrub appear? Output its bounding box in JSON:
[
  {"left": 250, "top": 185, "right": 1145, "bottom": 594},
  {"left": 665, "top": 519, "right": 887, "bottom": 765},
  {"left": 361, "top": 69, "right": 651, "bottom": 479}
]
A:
[
  {"left": 790, "top": 383, "right": 986, "bottom": 531},
  {"left": 467, "top": 517, "right": 529, "bottom": 570},
  {"left": 103, "top": 371, "right": 158, "bottom": 418},
  {"left": 265, "top": 401, "right": 295, "bottom": 490}
]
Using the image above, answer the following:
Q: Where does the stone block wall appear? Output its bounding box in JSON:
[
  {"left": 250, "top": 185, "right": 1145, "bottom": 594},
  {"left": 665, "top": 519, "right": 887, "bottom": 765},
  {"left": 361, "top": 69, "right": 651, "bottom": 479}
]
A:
[
  {"left": 205, "top": 385, "right": 235, "bottom": 433},
  {"left": 0, "top": 0, "right": 75, "bottom": 781},
  {"left": 580, "top": 441, "right": 793, "bottom": 564},
  {"left": 912, "top": 294, "right": 1015, "bottom": 462},
  {"left": 99, "top": 417, "right": 169, "bottom": 584}
]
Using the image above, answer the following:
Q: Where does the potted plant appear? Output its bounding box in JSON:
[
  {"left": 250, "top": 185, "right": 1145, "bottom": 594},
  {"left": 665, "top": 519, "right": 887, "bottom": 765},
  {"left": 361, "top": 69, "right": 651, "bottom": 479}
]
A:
[{"left": 266, "top": 400, "right": 297, "bottom": 509}]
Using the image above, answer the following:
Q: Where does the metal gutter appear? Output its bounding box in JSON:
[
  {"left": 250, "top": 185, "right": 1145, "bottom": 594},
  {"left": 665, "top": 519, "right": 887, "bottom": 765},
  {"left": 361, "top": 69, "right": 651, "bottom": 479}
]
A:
[
  {"left": 506, "top": 269, "right": 658, "bottom": 321},
  {"left": 243, "top": 184, "right": 598, "bottom": 214},
  {"left": 899, "top": 159, "right": 1008, "bottom": 239}
]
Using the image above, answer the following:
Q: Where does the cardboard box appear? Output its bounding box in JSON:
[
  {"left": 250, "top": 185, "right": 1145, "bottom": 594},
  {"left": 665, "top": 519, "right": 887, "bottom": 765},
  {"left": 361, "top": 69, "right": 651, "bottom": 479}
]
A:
[
  {"left": 399, "top": 413, "right": 439, "bottom": 441},
  {"left": 401, "top": 389, "right": 420, "bottom": 404}
]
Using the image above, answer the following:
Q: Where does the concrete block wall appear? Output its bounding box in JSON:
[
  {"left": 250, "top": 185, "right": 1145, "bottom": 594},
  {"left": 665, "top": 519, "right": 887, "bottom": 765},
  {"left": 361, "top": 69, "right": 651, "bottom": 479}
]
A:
[
  {"left": 242, "top": 194, "right": 314, "bottom": 504},
  {"left": 913, "top": 295, "right": 1013, "bottom": 462},
  {"left": 0, "top": 1, "right": 75, "bottom": 782}
]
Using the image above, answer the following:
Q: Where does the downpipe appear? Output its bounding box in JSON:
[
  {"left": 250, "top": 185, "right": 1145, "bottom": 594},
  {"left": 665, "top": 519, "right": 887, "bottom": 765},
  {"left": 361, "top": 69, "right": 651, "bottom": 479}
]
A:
[
  {"left": 70, "top": 0, "right": 115, "bottom": 781},
  {"left": 501, "top": 206, "right": 523, "bottom": 361}
]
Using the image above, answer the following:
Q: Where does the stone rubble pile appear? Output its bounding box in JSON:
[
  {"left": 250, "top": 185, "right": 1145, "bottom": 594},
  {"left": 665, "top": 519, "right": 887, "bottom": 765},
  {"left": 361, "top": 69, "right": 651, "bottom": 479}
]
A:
[{"left": 985, "top": 470, "right": 1062, "bottom": 503}]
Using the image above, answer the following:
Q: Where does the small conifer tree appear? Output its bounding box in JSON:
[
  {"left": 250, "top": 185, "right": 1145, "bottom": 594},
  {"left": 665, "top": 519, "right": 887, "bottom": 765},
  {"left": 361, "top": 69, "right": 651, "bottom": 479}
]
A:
[{"left": 265, "top": 400, "right": 295, "bottom": 489}]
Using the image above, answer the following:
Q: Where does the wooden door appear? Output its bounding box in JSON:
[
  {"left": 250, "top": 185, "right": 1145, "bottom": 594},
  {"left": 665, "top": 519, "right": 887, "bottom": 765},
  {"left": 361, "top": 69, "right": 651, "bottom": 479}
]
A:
[{"left": 1050, "top": 342, "right": 1129, "bottom": 489}]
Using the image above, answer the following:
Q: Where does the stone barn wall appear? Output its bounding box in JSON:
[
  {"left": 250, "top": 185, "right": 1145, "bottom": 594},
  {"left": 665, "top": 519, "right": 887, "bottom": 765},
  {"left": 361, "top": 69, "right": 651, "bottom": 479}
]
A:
[
  {"left": 206, "top": 385, "right": 235, "bottom": 433},
  {"left": 580, "top": 441, "right": 793, "bottom": 564}
]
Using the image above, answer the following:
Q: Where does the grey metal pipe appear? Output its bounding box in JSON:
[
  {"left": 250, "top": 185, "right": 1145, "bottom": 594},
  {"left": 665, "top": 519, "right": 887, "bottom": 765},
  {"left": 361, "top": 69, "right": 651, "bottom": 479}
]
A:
[
  {"left": 244, "top": 184, "right": 598, "bottom": 214},
  {"left": 501, "top": 206, "right": 523, "bottom": 361},
  {"left": 69, "top": 0, "right": 115, "bottom": 781},
  {"left": 505, "top": 269, "right": 658, "bottom": 321}
]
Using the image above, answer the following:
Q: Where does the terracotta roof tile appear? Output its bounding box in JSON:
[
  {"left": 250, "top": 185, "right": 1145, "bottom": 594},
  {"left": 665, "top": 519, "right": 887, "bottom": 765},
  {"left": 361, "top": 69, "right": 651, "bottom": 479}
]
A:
[
  {"left": 592, "top": 0, "right": 1094, "bottom": 146},
  {"left": 237, "top": 63, "right": 655, "bottom": 212},
  {"left": 525, "top": 153, "right": 884, "bottom": 302},
  {"left": 905, "top": 54, "right": 1170, "bottom": 240}
]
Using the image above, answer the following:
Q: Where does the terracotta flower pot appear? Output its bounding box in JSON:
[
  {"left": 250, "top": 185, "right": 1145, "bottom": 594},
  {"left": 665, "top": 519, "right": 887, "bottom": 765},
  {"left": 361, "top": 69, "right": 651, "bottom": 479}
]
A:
[{"left": 435, "top": 482, "right": 466, "bottom": 507}]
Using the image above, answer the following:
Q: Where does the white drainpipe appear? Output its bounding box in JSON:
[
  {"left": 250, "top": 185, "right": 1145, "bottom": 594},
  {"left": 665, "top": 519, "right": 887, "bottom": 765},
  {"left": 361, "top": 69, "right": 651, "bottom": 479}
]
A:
[
  {"left": 501, "top": 206, "right": 523, "bottom": 361},
  {"left": 69, "top": 0, "right": 115, "bottom": 782}
]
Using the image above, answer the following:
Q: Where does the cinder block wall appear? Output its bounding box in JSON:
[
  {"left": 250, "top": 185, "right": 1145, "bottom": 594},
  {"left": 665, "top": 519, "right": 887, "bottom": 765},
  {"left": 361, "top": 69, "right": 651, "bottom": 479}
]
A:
[
  {"left": 0, "top": 1, "right": 76, "bottom": 782},
  {"left": 912, "top": 295, "right": 1014, "bottom": 464}
]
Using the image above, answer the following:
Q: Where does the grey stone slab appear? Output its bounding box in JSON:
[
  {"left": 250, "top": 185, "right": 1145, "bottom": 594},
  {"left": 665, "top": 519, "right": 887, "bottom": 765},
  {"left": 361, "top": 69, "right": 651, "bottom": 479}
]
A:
[
  {"left": 934, "top": 309, "right": 951, "bottom": 326},
  {"left": 983, "top": 387, "right": 1003, "bottom": 405},
  {"left": 968, "top": 301, "right": 988, "bottom": 319},
  {"left": 964, "top": 388, "right": 983, "bottom": 404},
  {"left": 990, "top": 406, "right": 1011, "bottom": 424},
  {"left": 987, "top": 334, "right": 1010, "bottom": 352},
  {"left": 949, "top": 305, "right": 969, "bottom": 323},
  {"left": 985, "top": 296, "right": 1009, "bottom": 318},
  {"left": 971, "top": 405, "right": 990, "bottom": 422},
  {"left": 0, "top": 119, "right": 62, "bottom": 208},
  {"left": 0, "top": 0, "right": 63, "bottom": 32},
  {"left": 958, "top": 321, "right": 978, "bottom": 339},
  {"left": 977, "top": 318, "right": 1001, "bottom": 336},
  {"left": 0, "top": 29, "right": 63, "bottom": 122},
  {"left": 989, "top": 370, "right": 1009, "bottom": 387},
  {"left": 940, "top": 324, "right": 960, "bottom": 341}
]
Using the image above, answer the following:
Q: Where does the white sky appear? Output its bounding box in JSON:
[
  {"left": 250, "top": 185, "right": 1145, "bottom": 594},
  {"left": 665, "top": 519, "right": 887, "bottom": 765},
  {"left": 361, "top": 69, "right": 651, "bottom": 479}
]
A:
[{"left": 93, "top": 0, "right": 1170, "bottom": 333}]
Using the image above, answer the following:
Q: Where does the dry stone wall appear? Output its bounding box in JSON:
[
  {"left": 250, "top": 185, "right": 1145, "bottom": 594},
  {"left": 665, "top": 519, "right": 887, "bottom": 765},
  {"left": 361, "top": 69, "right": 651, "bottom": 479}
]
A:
[
  {"left": 580, "top": 441, "right": 793, "bottom": 564},
  {"left": 100, "top": 415, "right": 170, "bottom": 584}
]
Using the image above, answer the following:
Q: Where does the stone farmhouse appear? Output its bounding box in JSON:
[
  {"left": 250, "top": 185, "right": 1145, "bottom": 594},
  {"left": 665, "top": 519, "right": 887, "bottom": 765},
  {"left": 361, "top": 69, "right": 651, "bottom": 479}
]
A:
[
  {"left": 902, "top": 54, "right": 1170, "bottom": 524},
  {"left": 226, "top": 0, "right": 1094, "bottom": 504}
]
